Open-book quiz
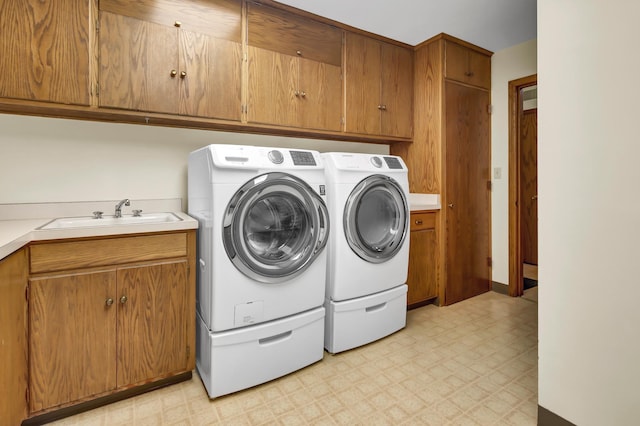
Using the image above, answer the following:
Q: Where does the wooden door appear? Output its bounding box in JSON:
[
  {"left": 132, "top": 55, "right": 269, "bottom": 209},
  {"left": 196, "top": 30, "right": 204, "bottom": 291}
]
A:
[
  {"left": 116, "top": 261, "right": 188, "bottom": 387},
  {"left": 344, "top": 33, "right": 382, "bottom": 135},
  {"left": 0, "top": 0, "right": 90, "bottom": 105},
  {"left": 0, "top": 249, "right": 28, "bottom": 425},
  {"left": 178, "top": 30, "right": 242, "bottom": 120},
  {"left": 380, "top": 43, "right": 413, "bottom": 138},
  {"left": 444, "top": 81, "right": 491, "bottom": 305},
  {"left": 99, "top": 11, "right": 179, "bottom": 114},
  {"left": 298, "top": 58, "right": 342, "bottom": 131},
  {"left": 247, "top": 47, "right": 298, "bottom": 127},
  {"left": 29, "top": 270, "right": 117, "bottom": 413},
  {"left": 520, "top": 108, "right": 538, "bottom": 265}
]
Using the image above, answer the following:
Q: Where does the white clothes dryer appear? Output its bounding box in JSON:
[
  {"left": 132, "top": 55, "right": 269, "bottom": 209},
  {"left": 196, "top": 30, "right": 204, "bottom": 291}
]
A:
[
  {"left": 188, "top": 144, "right": 329, "bottom": 398},
  {"left": 322, "top": 152, "right": 410, "bottom": 353}
]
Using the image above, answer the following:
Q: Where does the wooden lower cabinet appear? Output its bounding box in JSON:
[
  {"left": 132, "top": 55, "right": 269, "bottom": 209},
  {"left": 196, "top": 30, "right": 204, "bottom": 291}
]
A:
[
  {"left": 27, "top": 231, "right": 195, "bottom": 417},
  {"left": 0, "top": 249, "right": 28, "bottom": 425},
  {"left": 407, "top": 211, "right": 438, "bottom": 307}
]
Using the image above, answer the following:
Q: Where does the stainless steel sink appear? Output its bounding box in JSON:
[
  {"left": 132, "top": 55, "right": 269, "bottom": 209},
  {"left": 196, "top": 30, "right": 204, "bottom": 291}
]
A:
[{"left": 40, "top": 212, "right": 183, "bottom": 230}]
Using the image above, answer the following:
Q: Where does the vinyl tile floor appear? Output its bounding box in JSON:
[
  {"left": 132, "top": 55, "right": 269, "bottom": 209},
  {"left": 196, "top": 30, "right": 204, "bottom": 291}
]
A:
[{"left": 48, "top": 291, "right": 538, "bottom": 425}]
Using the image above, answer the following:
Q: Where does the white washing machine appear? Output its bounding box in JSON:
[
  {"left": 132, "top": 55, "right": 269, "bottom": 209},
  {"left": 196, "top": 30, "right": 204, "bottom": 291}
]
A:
[
  {"left": 322, "top": 152, "right": 410, "bottom": 353},
  {"left": 188, "top": 144, "right": 329, "bottom": 398}
]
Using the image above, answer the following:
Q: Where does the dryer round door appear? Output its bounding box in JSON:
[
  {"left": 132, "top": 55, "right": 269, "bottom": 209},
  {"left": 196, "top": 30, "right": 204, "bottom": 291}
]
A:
[
  {"left": 344, "top": 175, "right": 408, "bottom": 263},
  {"left": 223, "top": 172, "right": 329, "bottom": 283}
]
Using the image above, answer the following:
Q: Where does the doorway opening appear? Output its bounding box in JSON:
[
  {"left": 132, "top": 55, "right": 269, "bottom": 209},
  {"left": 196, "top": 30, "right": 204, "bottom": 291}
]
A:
[{"left": 508, "top": 74, "right": 538, "bottom": 297}]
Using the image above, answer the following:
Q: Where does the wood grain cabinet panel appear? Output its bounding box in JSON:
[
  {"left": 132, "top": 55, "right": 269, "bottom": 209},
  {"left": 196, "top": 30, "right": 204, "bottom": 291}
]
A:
[
  {"left": 27, "top": 231, "right": 195, "bottom": 415},
  {"left": 344, "top": 32, "right": 413, "bottom": 138},
  {"left": 117, "top": 261, "right": 188, "bottom": 386},
  {"left": 29, "top": 270, "right": 118, "bottom": 413},
  {"left": 407, "top": 212, "right": 438, "bottom": 306},
  {"left": 247, "top": 2, "right": 342, "bottom": 131},
  {"left": 445, "top": 40, "right": 491, "bottom": 89},
  {"left": 0, "top": 249, "right": 29, "bottom": 425},
  {"left": 0, "top": 0, "right": 90, "bottom": 105},
  {"left": 98, "top": 0, "right": 242, "bottom": 121},
  {"left": 391, "top": 34, "right": 492, "bottom": 306}
]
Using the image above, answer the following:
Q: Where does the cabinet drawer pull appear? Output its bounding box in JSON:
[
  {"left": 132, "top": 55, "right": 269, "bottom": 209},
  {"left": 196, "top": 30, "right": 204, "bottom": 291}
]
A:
[
  {"left": 105, "top": 298, "right": 114, "bottom": 307},
  {"left": 120, "top": 295, "right": 128, "bottom": 304},
  {"left": 296, "top": 50, "right": 302, "bottom": 56},
  {"left": 174, "top": 21, "right": 181, "bottom": 28},
  {"left": 415, "top": 220, "right": 423, "bottom": 225}
]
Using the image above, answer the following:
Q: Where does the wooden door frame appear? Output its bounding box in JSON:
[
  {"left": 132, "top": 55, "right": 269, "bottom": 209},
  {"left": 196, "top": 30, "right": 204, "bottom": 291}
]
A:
[{"left": 508, "top": 74, "right": 537, "bottom": 297}]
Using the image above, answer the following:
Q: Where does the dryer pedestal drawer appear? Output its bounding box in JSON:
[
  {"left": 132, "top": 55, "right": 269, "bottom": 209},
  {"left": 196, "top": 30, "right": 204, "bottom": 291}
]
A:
[
  {"left": 324, "top": 284, "right": 408, "bottom": 354},
  {"left": 196, "top": 307, "right": 325, "bottom": 399}
]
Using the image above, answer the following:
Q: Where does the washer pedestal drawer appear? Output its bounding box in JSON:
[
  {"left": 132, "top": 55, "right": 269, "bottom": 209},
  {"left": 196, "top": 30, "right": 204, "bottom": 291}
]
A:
[
  {"left": 324, "top": 284, "right": 408, "bottom": 354},
  {"left": 196, "top": 306, "right": 324, "bottom": 399}
]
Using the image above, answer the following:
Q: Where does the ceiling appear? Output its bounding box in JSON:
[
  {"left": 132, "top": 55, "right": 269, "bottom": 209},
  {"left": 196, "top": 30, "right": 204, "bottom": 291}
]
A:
[{"left": 274, "top": 0, "right": 537, "bottom": 52}]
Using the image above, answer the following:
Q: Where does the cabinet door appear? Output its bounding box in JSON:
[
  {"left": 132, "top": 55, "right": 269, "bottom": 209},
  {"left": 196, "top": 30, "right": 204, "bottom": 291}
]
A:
[
  {"left": 29, "top": 270, "right": 117, "bottom": 413},
  {"left": 0, "top": 249, "right": 28, "bottom": 425},
  {"left": 381, "top": 43, "right": 413, "bottom": 138},
  {"left": 407, "top": 213, "right": 438, "bottom": 306},
  {"left": 116, "top": 261, "right": 188, "bottom": 387},
  {"left": 0, "top": 0, "right": 90, "bottom": 105},
  {"left": 298, "top": 58, "right": 342, "bottom": 131},
  {"left": 444, "top": 82, "right": 491, "bottom": 305},
  {"left": 179, "top": 30, "right": 242, "bottom": 120},
  {"left": 247, "top": 47, "right": 298, "bottom": 127},
  {"left": 99, "top": 11, "right": 180, "bottom": 114},
  {"left": 445, "top": 41, "right": 491, "bottom": 89},
  {"left": 344, "top": 33, "right": 382, "bottom": 135}
]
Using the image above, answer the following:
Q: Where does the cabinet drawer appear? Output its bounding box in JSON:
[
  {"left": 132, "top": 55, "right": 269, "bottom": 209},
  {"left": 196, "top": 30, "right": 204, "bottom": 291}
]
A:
[
  {"left": 100, "top": 0, "right": 242, "bottom": 42},
  {"left": 30, "top": 233, "right": 187, "bottom": 274},
  {"left": 247, "top": 2, "right": 342, "bottom": 66},
  {"left": 410, "top": 212, "right": 436, "bottom": 231}
]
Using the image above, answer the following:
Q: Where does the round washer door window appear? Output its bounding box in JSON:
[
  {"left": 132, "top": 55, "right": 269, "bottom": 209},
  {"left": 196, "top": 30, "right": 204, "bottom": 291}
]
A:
[
  {"left": 223, "top": 172, "right": 329, "bottom": 283},
  {"left": 344, "top": 175, "right": 408, "bottom": 263}
]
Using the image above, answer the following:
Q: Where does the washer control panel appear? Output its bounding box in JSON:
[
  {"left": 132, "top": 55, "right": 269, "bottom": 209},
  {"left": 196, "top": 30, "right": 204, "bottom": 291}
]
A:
[{"left": 290, "top": 150, "right": 317, "bottom": 166}]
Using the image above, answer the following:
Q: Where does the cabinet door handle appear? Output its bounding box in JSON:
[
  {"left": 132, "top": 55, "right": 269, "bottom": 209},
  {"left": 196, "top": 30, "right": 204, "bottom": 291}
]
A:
[
  {"left": 105, "top": 298, "right": 114, "bottom": 307},
  {"left": 294, "top": 90, "right": 300, "bottom": 97},
  {"left": 448, "top": 203, "right": 454, "bottom": 208},
  {"left": 170, "top": 70, "right": 177, "bottom": 78},
  {"left": 180, "top": 71, "right": 186, "bottom": 79},
  {"left": 380, "top": 105, "right": 387, "bottom": 111},
  {"left": 120, "top": 295, "right": 128, "bottom": 304},
  {"left": 300, "top": 91, "right": 306, "bottom": 98},
  {"left": 465, "top": 71, "right": 474, "bottom": 77},
  {"left": 532, "top": 195, "right": 538, "bottom": 200},
  {"left": 296, "top": 50, "right": 302, "bottom": 56},
  {"left": 415, "top": 220, "right": 423, "bottom": 225},
  {"left": 174, "top": 21, "right": 181, "bottom": 28}
]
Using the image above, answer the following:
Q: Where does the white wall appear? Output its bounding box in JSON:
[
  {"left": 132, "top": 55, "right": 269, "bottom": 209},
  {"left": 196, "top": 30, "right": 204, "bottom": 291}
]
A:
[
  {"left": 0, "top": 115, "right": 387, "bottom": 205},
  {"left": 491, "top": 39, "right": 537, "bottom": 285},
  {"left": 539, "top": 1, "right": 640, "bottom": 424}
]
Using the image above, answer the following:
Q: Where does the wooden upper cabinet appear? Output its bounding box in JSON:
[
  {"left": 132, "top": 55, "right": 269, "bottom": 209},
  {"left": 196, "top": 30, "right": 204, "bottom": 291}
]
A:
[
  {"left": 98, "top": 0, "right": 242, "bottom": 121},
  {"left": 344, "top": 32, "right": 413, "bottom": 138},
  {"left": 246, "top": 3, "right": 342, "bottom": 131},
  {"left": 0, "top": 0, "right": 90, "bottom": 105},
  {"left": 445, "top": 40, "right": 491, "bottom": 89}
]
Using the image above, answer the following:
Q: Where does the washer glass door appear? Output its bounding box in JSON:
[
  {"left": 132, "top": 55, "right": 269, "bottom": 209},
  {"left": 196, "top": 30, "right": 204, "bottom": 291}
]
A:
[
  {"left": 344, "top": 175, "right": 408, "bottom": 263},
  {"left": 223, "top": 172, "right": 329, "bottom": 283}
]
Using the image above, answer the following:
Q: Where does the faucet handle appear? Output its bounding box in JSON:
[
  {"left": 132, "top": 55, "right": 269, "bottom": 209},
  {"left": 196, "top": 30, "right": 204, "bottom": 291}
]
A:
[
  {"left": 132, "top": 209, "right": 143, "bottom": 217},
  {"left": 93, "top": 211, "right": 103, "bottom": 219}
]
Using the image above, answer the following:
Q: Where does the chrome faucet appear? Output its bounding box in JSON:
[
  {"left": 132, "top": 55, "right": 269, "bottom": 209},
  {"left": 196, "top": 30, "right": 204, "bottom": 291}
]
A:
[{"left": 114, "top": 198, "right": 130, "bottom": 218}]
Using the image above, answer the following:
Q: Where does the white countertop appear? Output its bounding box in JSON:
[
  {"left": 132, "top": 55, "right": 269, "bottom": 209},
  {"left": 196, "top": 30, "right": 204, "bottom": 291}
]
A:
[
  {"left": 408, "top": 193, "right": 441, "bottom": 211},
  {"left": 0, "top": 200, "right": 198, "bottom": 260}
]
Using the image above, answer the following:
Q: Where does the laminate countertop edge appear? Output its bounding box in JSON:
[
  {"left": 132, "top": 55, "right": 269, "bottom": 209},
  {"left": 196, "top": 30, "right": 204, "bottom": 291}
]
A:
[{"left": 0, "top": 212, "right": 198, "bottom": 261}]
